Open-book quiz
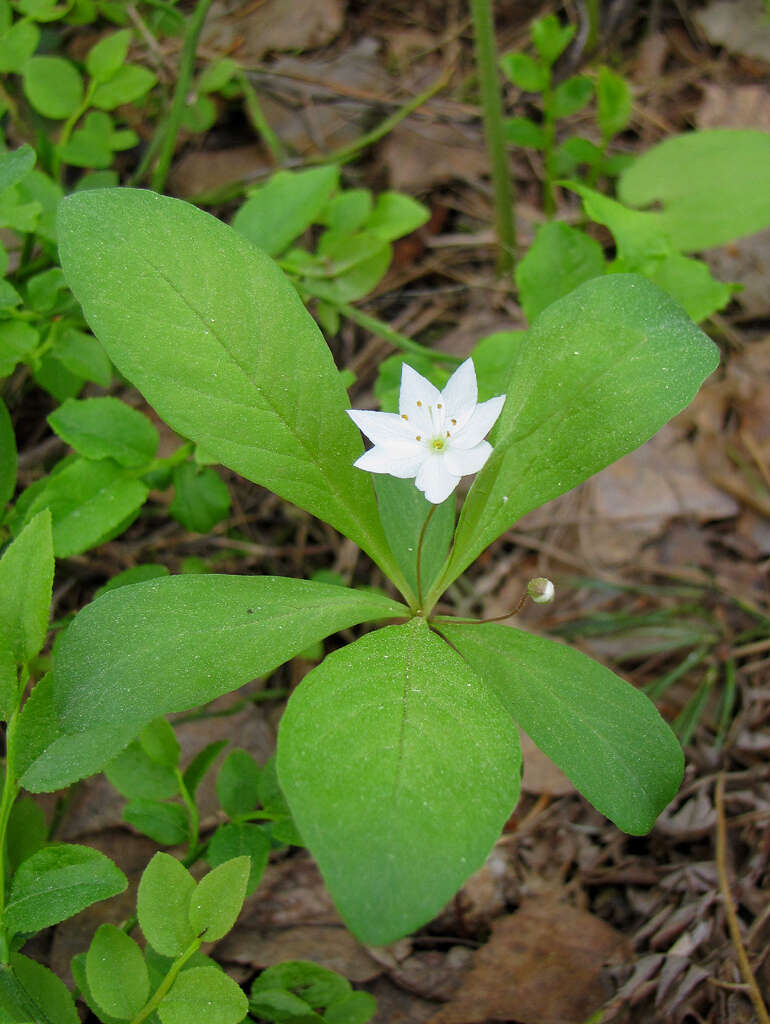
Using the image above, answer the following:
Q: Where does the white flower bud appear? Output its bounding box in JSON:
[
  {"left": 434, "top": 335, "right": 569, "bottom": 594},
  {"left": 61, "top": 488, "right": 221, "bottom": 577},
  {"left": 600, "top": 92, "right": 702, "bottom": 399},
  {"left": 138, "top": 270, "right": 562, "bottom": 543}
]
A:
[{"left": 528, "top": 577, "right": 555, "bottom": 604}]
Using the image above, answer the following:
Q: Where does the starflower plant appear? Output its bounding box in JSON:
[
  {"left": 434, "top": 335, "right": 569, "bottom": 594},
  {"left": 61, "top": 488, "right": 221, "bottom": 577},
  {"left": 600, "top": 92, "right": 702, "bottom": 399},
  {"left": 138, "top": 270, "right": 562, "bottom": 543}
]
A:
[
  {"left": 347, "top": 359, "right": 505, "bottom": 504},
  {"left": 22, "top": 187, "right": 719, "bottom": 948}
]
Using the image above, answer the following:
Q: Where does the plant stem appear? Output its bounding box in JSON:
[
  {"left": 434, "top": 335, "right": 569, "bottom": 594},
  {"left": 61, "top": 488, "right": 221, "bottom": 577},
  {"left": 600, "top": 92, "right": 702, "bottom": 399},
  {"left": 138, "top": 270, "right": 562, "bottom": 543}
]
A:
[
  {"left": 0, "top": 711, "right": 20, "bottom": 965},
  {"left": 541, "top": 72, "right": 556, "bottom": 217},
  {"left": 150, "top": 0, "right": 214, "bottom": 192},
  {"left": 175, "top": 768, "right": 199, "bottom": 861},
  {"left": 129, "top": 936, "right": 202, "bottom": 1024},
  {"left": 53, "top": 81, "right": 97, "bottom": 181},
  {"left": 415, "top": 504, "right": 438, "bottom": 611},
  {"left": 469, "top": 0, "right": 516, "bottom": 275},
  {"left": 298, "top": 282, "right": 462, "bottom": 366},
  {"left": 312, "top": 69, "right": 451, "bottom": 168},
  {"left": 237, "top": 70, "right": 286, "bottom": 165}
]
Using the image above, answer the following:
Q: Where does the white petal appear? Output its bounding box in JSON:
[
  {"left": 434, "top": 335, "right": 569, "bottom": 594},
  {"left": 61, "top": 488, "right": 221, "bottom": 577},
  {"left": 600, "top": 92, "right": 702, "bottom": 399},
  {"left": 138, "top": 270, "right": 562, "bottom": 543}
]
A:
[
  {"left": 415, "top": 455, "right": 460, "bottom": 504},
  {"left": 347, "top": 408, "right": 413, "bottom": 446},
  {"left": 451, "top": 394, "right": 506, "bottom": 450},
  {"left": 440, "top": 358, "right": 477, "bottom": 431},
  {"left": 354, "top": 443, "right": 426, "bottom": 478},
  {"left": 399, "top": 363, "right": 440, "bottom": 431},
  {"left": 444, "top": 440, "right": 492, "bottom": 477}
]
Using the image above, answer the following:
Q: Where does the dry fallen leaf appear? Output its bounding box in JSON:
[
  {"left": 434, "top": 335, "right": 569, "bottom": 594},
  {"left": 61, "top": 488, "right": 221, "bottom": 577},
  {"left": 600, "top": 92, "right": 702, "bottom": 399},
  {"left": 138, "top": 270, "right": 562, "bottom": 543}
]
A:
[
  {"left": 216, "top": 923, "right": 382, "bottom": 982},
  {"left": 696, "top": 0, "right": 770, "bottom": 63},
  {"left": 202, "top": 0, "right": 344, "bottom": 62},
  {"left": 427, "top": 898, "right": 631, "bottom": 1024},
  {"left": 381, "top": 117, "right": 489, "bottom": 191},
  {"left": 520, "top": 730, "right": 576, "bottom": 798}
]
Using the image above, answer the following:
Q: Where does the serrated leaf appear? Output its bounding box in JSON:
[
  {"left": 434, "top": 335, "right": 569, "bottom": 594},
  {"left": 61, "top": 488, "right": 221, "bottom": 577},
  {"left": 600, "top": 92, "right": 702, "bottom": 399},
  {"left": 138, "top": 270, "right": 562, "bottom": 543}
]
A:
[
  {"left": 159, "top": 966, "right": 248, "bottom": 1024},
  {"left": 13, "top": 456, "right": 148, "bottom": 557},
  {"left": 6, "top": 797, "right": 47, "bottom": 875},
  {"left": 105, "top": 739, "right": 178, "bottom": 800},
  {"left": 169, "top": 462, "right": 230, "bottom": 533},
  {"left": 123, "top": 798, "right": 189, "bottom": 845},
  {"left": 216, "top": 748, "right": 260, "bottom": 819},
  {"left": 57, "top": 189, "right": 404, "bottom": 593},
  {"left": 5, "top": 843, "right": 126, "bottom": 935},
  {"left": 183, "top": 739, "right": 228, "bottom": 797},
  {"left": 437, "top": 623, "right": 684, "bottom": 834},
  {"left": 206, "top": 823, "right": 270, "bottom": 895},
  {"left": 47, "top": 396, "right": 159, "bottom": 467},
  {"left": 188, "top": 856, "right": 249, "bottom": 941},
  {"left": 2, "top": 955, "right": 79, "bottom": 1024},
  {"left": 91, "top": 63, "right": 156, "bottom": 109},
  {"left": 53, "top": 575, "right": 406, "bottom": 735},
  {"left": 277, "top": 619, "right": 520, "bottom": 944},
  {"left": 0, "top": 397, "right": 16, "bottom": 508},
  {"left": 86, "top": 29, "right": 132, "bottom": 81},
  {"left": 0, "top": 509, "right": 53, "bottom": 665},
  {"left": 86, "top": 924, "right": 149, "bottom": 1019},
  {"left": 137, "top": 852, "right": 196, "bottom": 957},
  {"left": 597, "top": 65, "right": 632, "bottom": 140},
  {"left": 0, "top": 145, "right": 35, "bottom": 191},
  {"left": 433, "top": 275, "right": 719, "bottom": 596},
  {"left": 499, "top": 52, "right": 548, "bottom": 92},
  {"left": 233, "top": 166, "right": 339, "bottom": 256},
  {"left": 23, "top": 56, "right": 84, "bottom": 119}
]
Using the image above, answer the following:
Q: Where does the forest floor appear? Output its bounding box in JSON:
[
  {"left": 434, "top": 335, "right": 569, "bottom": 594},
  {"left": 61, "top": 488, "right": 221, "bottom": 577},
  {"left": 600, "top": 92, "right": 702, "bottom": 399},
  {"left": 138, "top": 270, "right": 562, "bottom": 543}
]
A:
[{"left": 15, "top": 0, "right": 770, "bottom": 1021}]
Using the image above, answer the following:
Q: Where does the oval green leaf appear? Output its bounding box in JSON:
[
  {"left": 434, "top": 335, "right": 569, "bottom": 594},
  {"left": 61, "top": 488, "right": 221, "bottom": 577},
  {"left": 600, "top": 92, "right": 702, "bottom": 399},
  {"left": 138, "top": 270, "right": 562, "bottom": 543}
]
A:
[
  {"left": 437, "top": 622, "right": 684, "bottom": 834},
  {"left": 277, "top": 619, "right": 521, "bottom": 945},
  {"left": 86, "top": 924, "right": 149, "bottom": 1020},
  {"left": 434, "top": 275, "right": 719, "bottom": 597},
  {"left": 56, "top": 189, "right": 403, "bottom": 592}
]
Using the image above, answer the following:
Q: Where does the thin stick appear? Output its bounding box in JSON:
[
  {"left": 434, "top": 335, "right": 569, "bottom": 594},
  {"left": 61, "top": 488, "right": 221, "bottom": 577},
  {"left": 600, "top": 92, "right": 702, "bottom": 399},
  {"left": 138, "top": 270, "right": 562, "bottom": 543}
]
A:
[
  {"left": 416, "top": 504, "right": 438, "bottom": 610},
  {"left": 469, "top": 0, "right": 516, "bottom": 275},
  {"left": 150, "top": 0, "right": 214, "bottom": 192},
  {"left": 715, "top": 773, "right": 770, "bottom": 1024},
  {"left": 432, "top": 591, "right": 529, "bottom": 625}
]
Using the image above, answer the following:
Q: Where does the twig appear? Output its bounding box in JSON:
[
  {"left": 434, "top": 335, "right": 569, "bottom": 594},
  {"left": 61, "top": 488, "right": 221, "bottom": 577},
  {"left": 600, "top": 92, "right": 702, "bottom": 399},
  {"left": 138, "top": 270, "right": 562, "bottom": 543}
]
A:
[{"left": 714, "top": 773, "right": 770, "bottom": 1024}]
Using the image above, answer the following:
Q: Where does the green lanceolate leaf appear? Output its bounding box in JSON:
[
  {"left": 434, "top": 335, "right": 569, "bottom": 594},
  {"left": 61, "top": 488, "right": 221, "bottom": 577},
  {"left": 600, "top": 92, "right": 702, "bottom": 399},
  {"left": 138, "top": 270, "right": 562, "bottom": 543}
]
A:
[
  {"left": 437, "top": 622, "right": 683, "bottom": 834},
  {"left": 16, "top": 672, "right": 139, "bottom": 793},
  {"left": 4, "top": 843, "right": 127, "bottom": 936},
  {"left": 86, "top": 924, "right": 149, "bottom": 1020},
  {"left": 432, "top": 275, "right": 719, "bottom": 600},
  {"left": 0, "top": 509, "right": 53, "bottom": 666},
  {"left": 277, "top": 618, "right": 521, "bottom": 945},
  {"left": 618, "top": 129, "right": 770, "bottom": 251},
  {"left": 137, "top": 852, "right": 196, "bottom": 957},
  {"left": 57, "top": 189, "right": 405, "bottom": 594},
  {"left": 47, "top": 396, "right": 159, "bottom": 467},
  {"left": 54, "top": 574, "right": 407, "bottom": 735}
]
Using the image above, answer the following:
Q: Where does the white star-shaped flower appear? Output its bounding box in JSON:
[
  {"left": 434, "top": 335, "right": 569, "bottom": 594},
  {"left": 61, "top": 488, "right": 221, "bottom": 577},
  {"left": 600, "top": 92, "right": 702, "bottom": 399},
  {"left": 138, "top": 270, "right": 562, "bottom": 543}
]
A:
[{"left": 347, "top": 358, "right": 506, "bottom": 504}]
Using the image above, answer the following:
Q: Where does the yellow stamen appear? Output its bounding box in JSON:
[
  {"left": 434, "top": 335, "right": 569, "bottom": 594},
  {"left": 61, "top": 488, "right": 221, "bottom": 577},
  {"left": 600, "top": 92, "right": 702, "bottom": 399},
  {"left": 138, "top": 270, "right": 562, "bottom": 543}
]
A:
[
  {"left": 401, "top": 414, "right": 408, "bottom": 420},
  {"left": 416, "top": 435, "right": 421, "bottom": 440}
]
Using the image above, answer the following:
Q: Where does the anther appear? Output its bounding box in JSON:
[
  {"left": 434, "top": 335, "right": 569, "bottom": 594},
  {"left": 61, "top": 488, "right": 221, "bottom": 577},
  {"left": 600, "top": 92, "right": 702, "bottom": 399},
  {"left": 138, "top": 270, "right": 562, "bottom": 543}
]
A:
[
  {"left": 445, "top": 431, "right": 450, "bottom": 437},
  {"left": 401, "top": 414, "right": 408, "bottom": 420},
  {"left": 451, "top": 418, "right": 457, "bottom": 425},
  {"left": 437, "top": 403, "right": 442, "bottom": 409},
  {"left": 416, "top": 400, "right": 422, "bottom": 407},
  {"left": 416, "top": 435, "right": 421, "bottom": 440}
]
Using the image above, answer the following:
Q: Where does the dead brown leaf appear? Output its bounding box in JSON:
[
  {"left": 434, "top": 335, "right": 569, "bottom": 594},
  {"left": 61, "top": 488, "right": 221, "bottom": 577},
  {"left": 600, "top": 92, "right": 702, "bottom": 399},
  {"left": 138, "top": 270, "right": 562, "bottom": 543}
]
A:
[
  {"left": 520, "top": 730, "right": 575, "bottom": 798},
  {"left": 427, "top": 898, "right": 631, "bottom": 1024},
  {"left": 696, "top": 0, "right": 770, "bottom": 64},
  {"left": 216, "top": 923, "right": 382, "bottom": 982},
  {"left": 381, "top": 117, "right": 488, "bottom": 191},
  {"left": 202, "top": 0, "right": 344, "bottom": 63}
]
